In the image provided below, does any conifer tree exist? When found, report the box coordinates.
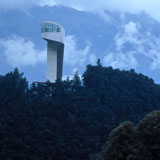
[97,58,102,67]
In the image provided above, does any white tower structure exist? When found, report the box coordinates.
[41,21,65,82]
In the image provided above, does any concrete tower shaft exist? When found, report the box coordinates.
[41,21,65,82]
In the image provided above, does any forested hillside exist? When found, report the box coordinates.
[96,110,160,160]
[0,61,160,160]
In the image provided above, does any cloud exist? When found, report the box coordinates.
[64,35,96,66]
[123,21,139,35]
[41,0,160,22]
[1,0,160,22]
[0,35,96,68]
[103,52,137,69]
[138,33,160,70]
[104,21,160,70]
[0,0,39,11]
[115,21,140,50]
[0,35,46,67]
[88,54,97,65]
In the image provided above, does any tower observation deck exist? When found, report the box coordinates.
[41,21,65,82]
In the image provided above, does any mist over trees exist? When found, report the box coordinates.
[0,61,160,160]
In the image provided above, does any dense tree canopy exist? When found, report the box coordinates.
[99,110,160,160]
[0,62,160,160]
[103,121,135,160]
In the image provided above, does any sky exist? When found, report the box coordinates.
[1,0,160,21]
[0,0,160,83]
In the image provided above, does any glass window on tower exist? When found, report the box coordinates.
[41,23,61,33]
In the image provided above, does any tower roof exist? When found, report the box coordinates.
[41,21,65,44]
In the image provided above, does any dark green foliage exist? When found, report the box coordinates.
[98,111,160,160]
[136,111,160,160]
[0,68,28,107]
[103,122,135,160]
[0,63,160,160]
[83,65,160,123]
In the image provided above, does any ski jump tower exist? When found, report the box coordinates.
[41,21,65,82]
